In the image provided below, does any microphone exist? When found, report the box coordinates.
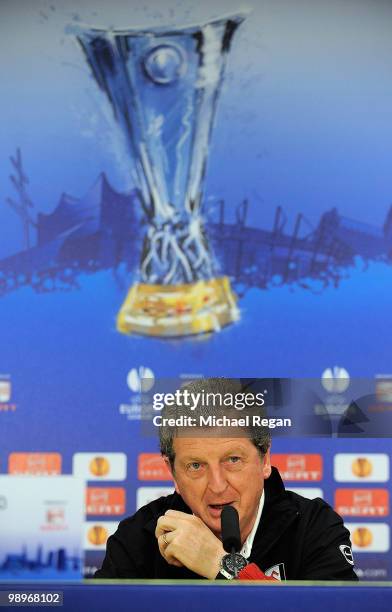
[221,505,241,578]
[221,505,241,552]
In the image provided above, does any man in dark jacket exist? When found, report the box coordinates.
[95,379,358,581]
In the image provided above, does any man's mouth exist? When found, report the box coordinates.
[209,502,233,509]
[207,502,235,517]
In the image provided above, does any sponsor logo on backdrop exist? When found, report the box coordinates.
[352,527,373,548]
[0,375,16,412]
[87,525,108,546]
[41,501,68,532]
[119,371,202,422]
[319,366,351,418]
[136,487,175,510]
[287,488,323,500]
[375,375,392,403]
[127,367,155,392]
[138,453,172,481]
[335,489,389,517]
[370,375,392,414]
[346,523,390,552]
[355,563,389,580]
[271,454,322,481]
[352,457,373,478]
[334,454,389,482]
[119,366,155,421]
[46,508,65,526]
[86,488,126,515]
[321,367,350,393]
[8,453,62,475]
[83,522,118,550]
[0,378,11,402]
[89,457,110,477]
[73,453,126,481]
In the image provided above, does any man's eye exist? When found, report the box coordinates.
[228,456,241,464]
[188,462,202,471]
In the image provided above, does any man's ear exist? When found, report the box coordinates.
[263,447,272,479]
[163,456,180,494]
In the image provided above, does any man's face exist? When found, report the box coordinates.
[167,437,271,543]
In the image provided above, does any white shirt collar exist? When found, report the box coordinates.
[240,489,265,559]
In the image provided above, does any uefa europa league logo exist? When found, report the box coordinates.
[75,13,246,337]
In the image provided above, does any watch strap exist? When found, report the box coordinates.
[216,568,235,580]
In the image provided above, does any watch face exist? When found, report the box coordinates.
[222,553,248,575]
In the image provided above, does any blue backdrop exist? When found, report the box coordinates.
[1,0,391,581]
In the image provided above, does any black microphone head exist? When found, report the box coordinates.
[221,505,241,552]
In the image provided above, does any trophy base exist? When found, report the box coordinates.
[116,276,239,337]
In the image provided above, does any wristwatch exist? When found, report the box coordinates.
[218,552,248,580]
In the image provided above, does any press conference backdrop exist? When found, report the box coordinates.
[1,0,392,582]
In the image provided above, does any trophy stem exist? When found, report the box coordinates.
[140,215,213,284]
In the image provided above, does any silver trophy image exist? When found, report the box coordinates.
[76,13,246,336]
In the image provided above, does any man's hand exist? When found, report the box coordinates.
[155,510,225,579]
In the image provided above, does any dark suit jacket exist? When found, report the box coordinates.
[95,467,358,580]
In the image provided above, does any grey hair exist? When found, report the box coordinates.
[159,377,271,470]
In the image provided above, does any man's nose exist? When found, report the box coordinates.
[207,465,229,495]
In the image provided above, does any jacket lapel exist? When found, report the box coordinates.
[249,503,299,563]
[249,467,299,564]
